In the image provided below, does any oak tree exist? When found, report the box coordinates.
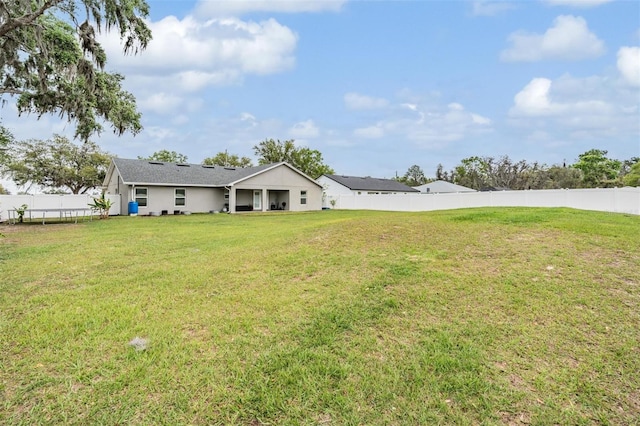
[139,150,188,163]
[572,149,621,188]
[3,135,112,193]
[402,165,428,186]
[202,152,253,167]
[0,0,152,140]
[623,161,640,187]
[253,138,334,178]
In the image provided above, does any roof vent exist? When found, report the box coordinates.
[224,167,236,171]
[177,163,190,167]
[202,165,215,168]
[148,161,164,165]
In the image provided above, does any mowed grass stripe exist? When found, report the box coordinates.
[0,208,638,425]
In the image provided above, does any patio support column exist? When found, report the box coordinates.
[261,188,267,212]
[229,186,236,213]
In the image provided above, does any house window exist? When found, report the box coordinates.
[175,188,186,206]
[224,189,229,201]
[300,190,307,205]
[135,187,148,207]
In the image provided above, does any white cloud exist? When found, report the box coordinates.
[401,103,426,123]
[145,127,177,141]
[139,93,184,115]
[509,73,639,143]
[0,105,74,141]
[195,0,346,17]
[102,16,297,88]
[617,46,640,87]
[240,112,258,126]
[350,101,492,147]
[501,15,605,62]
[510,77,613,117]
[405,103,492,145]
[171,115,190,126]
[510,78,558,116]
[344,93,389,110]
[472,1,516,16]
[289,120,320,138]
[544,0,613,8]
[526,130,552,142]
[134,91,204,118]
[353,125,385,139]
[471,113,492,125]
[176,70,243,92]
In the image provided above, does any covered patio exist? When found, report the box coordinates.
[229,189,291,212]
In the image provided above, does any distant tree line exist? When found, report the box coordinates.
[0,131,333,194]
[396,150,639,190]
[139,139,334,178]
[2,125,637,195]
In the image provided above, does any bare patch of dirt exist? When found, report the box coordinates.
[1,222,78,234]
[627,391,640,414]
[495,361,508,371]
[509,374,534,393]
[499,411,532,425]
[315,413,332,424]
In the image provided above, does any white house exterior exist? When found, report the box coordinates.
[319,174,419,208]
[413,180,476,194]
[103,158,323,215]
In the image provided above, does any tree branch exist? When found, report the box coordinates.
[0,88,25,96]
[0,0,62,38]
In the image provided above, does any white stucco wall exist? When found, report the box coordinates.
[102,169,127,215]
[317,176,353,208]
[119,186,225,215]
[235,165,322,212]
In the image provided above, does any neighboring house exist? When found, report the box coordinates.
[103,158,323,215]
[318,174,419,207]
[413,180,476,194]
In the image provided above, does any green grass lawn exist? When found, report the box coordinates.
[1,208,638,425]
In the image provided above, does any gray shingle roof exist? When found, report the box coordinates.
[323,174,419,192]
[112,158,277,186]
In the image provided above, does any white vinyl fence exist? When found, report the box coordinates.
[1,189,638,222]
[0,194,120,222]
[328,187,640,215]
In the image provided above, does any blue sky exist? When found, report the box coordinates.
[2,0,639,186]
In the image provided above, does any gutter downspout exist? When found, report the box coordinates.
[130,184,135,216]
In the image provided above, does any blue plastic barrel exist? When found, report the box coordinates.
[128,201,139,216]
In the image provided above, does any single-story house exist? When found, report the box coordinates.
[103,158,323,215]
[318,174,419,207]
[413,180,476,194]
